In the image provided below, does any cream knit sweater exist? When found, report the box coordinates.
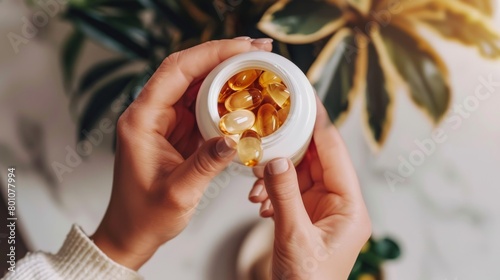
[2,225,142,280]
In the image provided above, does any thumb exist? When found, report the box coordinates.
[168,137,236,197]
[263,158,311,231]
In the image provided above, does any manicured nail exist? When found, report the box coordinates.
[249,183,264,199]
[267,158,289,175]
[260,199,271,214]
[216,137,237,158]
[251,38,273,44]
[234,36,251,40]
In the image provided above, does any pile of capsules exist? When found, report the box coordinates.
[217,69,291,166]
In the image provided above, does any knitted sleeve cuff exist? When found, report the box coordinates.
[53,224,143,280]
[3,225,143,280]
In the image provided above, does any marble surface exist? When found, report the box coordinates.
[1,1,500,279]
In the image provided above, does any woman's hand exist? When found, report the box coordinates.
[92,38,273,270]
[249,99,371,280]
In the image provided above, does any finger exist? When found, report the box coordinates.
[259,199,274,218]
[167,137,237,199]
[257,149,314,192]
[137,39,272,111]
[182,78,205,108]
[168,104,195,146]
[313,97,361,198]
[295,148,314,193]
[253,166,265,178]
[263,158,311,231]
[249,179,268,203]
[127,39,273,137]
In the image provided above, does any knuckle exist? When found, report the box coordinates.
[162,51,181,67]
[264,176,298,201]
[116,114,131,140]
[201,40,217,50]
[192,150,219,178]
[162,187,198,212]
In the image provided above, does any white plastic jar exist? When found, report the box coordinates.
[195,51,316,168]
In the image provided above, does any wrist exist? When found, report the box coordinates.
[92,222,156,270]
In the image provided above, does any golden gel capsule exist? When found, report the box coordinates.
[237,130,263,166]
[225,88,263,111]
[218,82,234,103]
[264,83,290,108]
[219,110,255,134]
[259,71,282,87]
[228,70,259,91]
[256,104,280,137]
[277,104,290,125]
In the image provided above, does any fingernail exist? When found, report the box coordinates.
[267,158,289,175]
[234,36,251,40]
[260,199,271,214]
[251,38,273,44]
[249,183,264,198]
[216,137,237,158]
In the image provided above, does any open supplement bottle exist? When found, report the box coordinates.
[196,51,316,168]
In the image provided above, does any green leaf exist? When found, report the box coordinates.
[77,58,131,95]
[418,1,500,59]
[127,66,155,100]
[62,30,85,92]
[138,0,197,37]
[381,23,450,123]
[103,14,144,30]
[66,7,150,59]
[357,250,382,269]
[78,74,136,141]
[307,29,358,123]
[365,41,391,146]
[372,237,401,259]
[93,0,146,11]
[258,0,345,44]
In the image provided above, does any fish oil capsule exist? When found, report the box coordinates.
[219,110,255,134]
[264,83,290,108]
[228,70,259,91]
[225,88,263,111]
[259,71,282,87]
[277,103,290,125]
[256,104,280,137]
[218,82,234,103]
[237,130,263,166]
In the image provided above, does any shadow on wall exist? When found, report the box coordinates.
[207,220,258,280]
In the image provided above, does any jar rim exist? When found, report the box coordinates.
[206,59,299,149]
